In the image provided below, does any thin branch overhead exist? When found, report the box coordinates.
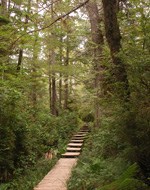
[11,0,89,48]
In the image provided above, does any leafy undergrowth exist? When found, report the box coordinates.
[0,110,79,189]
[68,123,150,190]
[0,158,57,190]
[99,164,149,190]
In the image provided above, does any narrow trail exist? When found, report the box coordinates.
[34,128,89,190]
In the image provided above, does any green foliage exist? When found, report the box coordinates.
[68,103,150,189]
[0,16,10,24]
[68,120,130,190]
[118,178,149,190]
[68,124,149,190]
[11,0,22,5]
[82,113,94,123]
[100,178,149,190]
[99,164,149,190]
[0,0,149,189]
[117,0,150,178]
[0,76,79,182]
[0,158,57,190]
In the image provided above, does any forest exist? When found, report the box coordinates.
[0,0,150,189]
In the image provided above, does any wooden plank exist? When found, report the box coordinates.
[66,147,81,152]
[68,143,83,147]
[61,152,80,158]
[34,158,77,190]
[74,134,86,137]
[70,140,84,143]
[72,137,85,140]
[73,136,86,139]
[80,130,89,132]
[77,132,88,134]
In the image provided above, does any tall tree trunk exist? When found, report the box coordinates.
[48,57,52,112]
[51,52,57,116]
[1,0,7,16]
[59,73,62,109]
[59,35,63,109]
[102,0,130,99]
[32,37,38,110]
[51,76,57,115]
[86,0,104,127]
[0,0,8,80]
[16,0,31,71]
[17,49,23,71]
[31,0,39,115]
[64,33,69,109]
[50,0,57,116]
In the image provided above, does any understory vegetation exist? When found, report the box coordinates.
[68,109,150,190]
[0,158,57,190]
[0,86,79,188]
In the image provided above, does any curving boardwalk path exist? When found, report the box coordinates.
[34,128,89,190]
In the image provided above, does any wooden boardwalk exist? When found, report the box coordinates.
[34,158,77,190]
[34,128,89,190]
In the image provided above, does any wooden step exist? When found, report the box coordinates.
[68,143,83,147]
[76,134,88,137]
[66,147,81,152]
[73,136,87,139]
[70,140,84,143]
[61,152,80,158]
[74,134,86,137]
[72,137,85,140]
[77,132,88,134]
[79,131,89,134]
[80,129,89,132]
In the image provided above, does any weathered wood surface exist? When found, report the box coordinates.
[34,128,89,190]
[34,158,77,190]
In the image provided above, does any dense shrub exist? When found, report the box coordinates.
[0,158,57,190]
[68,116,149,190]
[0,80,79,184]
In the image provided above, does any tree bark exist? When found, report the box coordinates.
[51,52,57,116]
[50,0,58,116]
[1,0,7,16]
[31,0,38,114]
[86,0,104,127]
[59,73,62,109]
[102,0,130,99]
[31,37,38,110]
[0,0,8,81]
[59,35,63,109]
[16,0,31,71]
[48,56,52,112]
[17,49,23,71]
[64,33,69,110]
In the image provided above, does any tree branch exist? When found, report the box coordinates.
[11,0,89,48]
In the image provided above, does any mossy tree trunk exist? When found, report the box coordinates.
[102,0,130,100]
